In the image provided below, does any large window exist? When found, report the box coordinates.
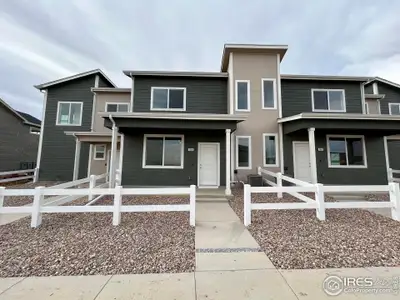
[262,79,276,109]
[236,136,251,169]
[263,134,278,166]
[106,103,129,112]
[235,80,250,111]
[56,102,83,126]
[151,87,186,111]
[327,136,367,168]
[389,103,400,115]
[312,89,346,112]
[143,135,184,168]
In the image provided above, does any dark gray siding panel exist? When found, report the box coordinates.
[40,76,95,181]
[387,140,400,170]
[283,131,387,185]
[133,76,227,114]
[98,75,114,88]
[122,129,226,186]
[281,80,363,117]
[376,82,400,114]
[364,83,374,95]
[0,106,39,171]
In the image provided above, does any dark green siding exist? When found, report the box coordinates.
[121,129,226,186]
[39,76,95,181]
[98,75,114,88]
[376,82,400,114]
[133,76,227,114]
[387,140,400,170]
[281,79,363,117]
[283,131,387,185]
[364,83,374,94]
[0,105,39,171]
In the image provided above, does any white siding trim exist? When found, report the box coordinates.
[277,53,282,118]
[311,89,346,113]
[235,135,252,169]
[261,78,277,110]
[87,144,93,176]
[278,124,284,173]
[228,52,234,114]
[326,135,368,169]
[130,76,135,112]
[91,75,99,131]
[372,82,379,94]
[36,90,47,175]
[142,134,184,169]
[262,133,279,167]
[150,87,187,111]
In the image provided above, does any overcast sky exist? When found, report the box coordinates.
[1,0,399,119]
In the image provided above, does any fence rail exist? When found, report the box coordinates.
[244,167,400,226]
[0,168,38,184]
[0,184,196,228]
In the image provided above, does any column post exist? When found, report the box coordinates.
[308,127,317,184]
[109,124,118,187]
[73,138,81,181]
[225,129,232,196]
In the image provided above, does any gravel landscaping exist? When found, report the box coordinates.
[229,188,400,269]
[0,195,194,277]
[3,181,62,207]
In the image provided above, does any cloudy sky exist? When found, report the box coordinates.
[1,0,399,119]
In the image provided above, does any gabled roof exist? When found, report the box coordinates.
[281,74,371,81]
[34,69,116,90]
[373,77,400,90]
[123,70,228,78]
[0,98,41,127]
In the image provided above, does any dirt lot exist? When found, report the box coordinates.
[0,195,194,277]
[229,188,400,269]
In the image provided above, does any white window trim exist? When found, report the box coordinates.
[30,127,40,135]
[56,101,83,126]
[262,133,279,167]
[261,78,277,109]
[235,135,252,169]
[389,103,400,115]
[326,135,367,169]
[311,89,346,113]
[93,144,106,160]
[150,87,186,111]
[235,80,251,112]
[142,134,184,169]
[105,102,130,113]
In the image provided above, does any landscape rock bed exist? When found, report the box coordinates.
[229,188,400,269]
[0,195,194,277]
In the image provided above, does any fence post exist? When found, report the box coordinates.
[388,168,394,183]
[0,186,4,210]
[315,183,325,221]
[31,186,44,228]
[389,182,400,221]
[257,166,261,175]
[244,184,251,226]
[189,185,196,226]
[33,167,39,183]
[276,172,283,198]
[88,175,96,202]
[113,185,122,226]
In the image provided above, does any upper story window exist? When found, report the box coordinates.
[106,103,129,112]
[56,102,83,126]
[151,87,186,111]
[389,103,400,115]
[235,80,250,111]
[262,79,276,109]
[312,89,346,112]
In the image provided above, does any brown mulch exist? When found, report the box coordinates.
[0,195,194,277]
[3,181,63,207]
[229,188,400,269]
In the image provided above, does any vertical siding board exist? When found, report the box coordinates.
[40,76,95,181]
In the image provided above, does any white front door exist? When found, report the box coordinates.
[198,143,219,187]
[293,142,312,182]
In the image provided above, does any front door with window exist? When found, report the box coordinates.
[198,143,219,187]
[293,142,312,182]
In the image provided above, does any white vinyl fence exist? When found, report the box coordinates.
[388,168,400,183]
[0,184,196,228]
[243,167,400,226]
[0,168,38,184]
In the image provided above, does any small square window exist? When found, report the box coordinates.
[94,145,106,160]
[106,103,129,112]
[389,103,400,115]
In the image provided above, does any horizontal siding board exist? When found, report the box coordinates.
[387,140,400,170]
[40,76,95,181]
[281,79,363,117]
[0,105,39,171]
[376,82,400,114]
[133,76,227,114]
[121,129,226,186]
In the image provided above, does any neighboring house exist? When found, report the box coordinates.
[0,98,41,171]
[34,44,400,193]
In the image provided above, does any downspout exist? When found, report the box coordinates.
[109,114,117,186]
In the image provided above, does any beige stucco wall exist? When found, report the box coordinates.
[92,92,130,132]
[231,52,281,181]
[365,98,380,114]
[89,142,121,175]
